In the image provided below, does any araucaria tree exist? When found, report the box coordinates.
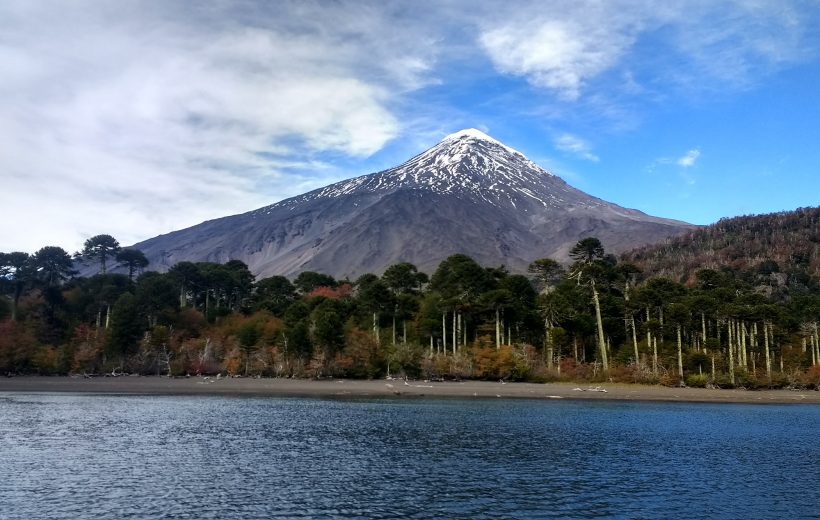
[0,252,33,321]
[116,248,149,282]
[568,238,610,371]
[82,234,121,274]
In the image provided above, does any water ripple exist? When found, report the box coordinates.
[1,394,818,519]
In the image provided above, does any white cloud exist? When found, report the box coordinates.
[554,134,599,162]
[677,149,701,168]
[0,0,814,254]
[480,13,638,101]
[0,1,440,253]
[477,0,808,100]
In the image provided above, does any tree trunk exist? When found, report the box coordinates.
[403,320,407,344]
[814,324,820,366]
[740,322,748,369]
[495,307,501,350]
[442,312,447,353]
[546,318,553,369]
[631,315,639,366]
[591,280,608,371]
[677,324,684,382]
[653,336,658,374]
[457,312,462,348]
[764,321,771,380]
[392,314,396,346]
[452,309,457,355]
[179,285,186,308]
[728,321,735,385]
[701,312,707,352]
[105,304,111,329]
[646,307,652,368]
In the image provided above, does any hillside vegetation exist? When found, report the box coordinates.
[2,217,820,389]
[623,206,820,292]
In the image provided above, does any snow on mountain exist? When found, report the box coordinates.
[256,128,565,212]
[132,130,694,278]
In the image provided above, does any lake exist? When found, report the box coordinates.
[1,394,818,519]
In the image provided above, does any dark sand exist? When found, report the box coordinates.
[0,376,818,404]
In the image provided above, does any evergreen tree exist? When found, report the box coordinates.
[116,248,149,282]
[569,238,610,370]
[0,252,34,322]
[81,234,121,274]
[106,292,143,366]
[32,246,75,287]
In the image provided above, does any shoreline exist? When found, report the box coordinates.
[1,376,819,404]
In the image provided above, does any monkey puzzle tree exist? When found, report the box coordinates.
[569,237,609,371]
[0,252,34,322]
[168,261,202,308]
[382,263,428,345]
[32,246,75,287]
[253,276,296,316]
[382,262,428,295]
[355,273,392,345]
[429,254,490,352]
[528,258,563,293]
[116,248,149,282]
[82,234,121,274]
[294,271,337,294]
[106,292,143,368]
[135,272,179,328]
[237,322,261,376]
[479,288,512,349]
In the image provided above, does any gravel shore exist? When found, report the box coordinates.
[1,376,818,404]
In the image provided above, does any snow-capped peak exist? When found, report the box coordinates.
[259,128,579,214]
[443,128,495,142]
[441,128,521,156]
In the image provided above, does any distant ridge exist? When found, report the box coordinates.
[133,129,693,278]
[622,206,820,285]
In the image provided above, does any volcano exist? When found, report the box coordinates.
[133,129,693,278]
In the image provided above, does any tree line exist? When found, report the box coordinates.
[1,233,819,388]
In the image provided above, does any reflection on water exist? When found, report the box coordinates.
[1,394,818,519]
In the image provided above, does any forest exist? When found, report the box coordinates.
[1,208,819,389]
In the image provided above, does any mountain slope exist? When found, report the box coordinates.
[134,129,693,278]
[622,206,820,286]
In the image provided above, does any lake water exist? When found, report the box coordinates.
[1,394,818,519]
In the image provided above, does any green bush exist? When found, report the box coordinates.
[735,370,765,390]
[712,373,736,389]
[685,374,708,388]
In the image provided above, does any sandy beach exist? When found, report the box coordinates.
[0,376,818,404]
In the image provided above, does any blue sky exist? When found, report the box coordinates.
[1,0,819,253]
